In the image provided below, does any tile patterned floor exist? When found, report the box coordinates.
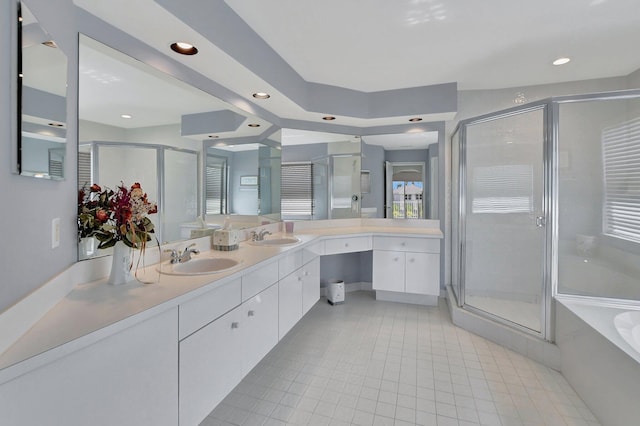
[202,291,600,426]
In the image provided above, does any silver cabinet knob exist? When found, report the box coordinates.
[231,322,239,329]
[248,310,255,317]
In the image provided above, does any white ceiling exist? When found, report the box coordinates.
[71,0,640,144]
[226,0,640,92]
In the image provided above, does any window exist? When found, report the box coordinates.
[281,162,313,219]
[205,156,227,215]
[602,116,640,243]
[471,164,534,214]
[78,151,92,189]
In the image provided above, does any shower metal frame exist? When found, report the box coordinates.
[452,88,640,342]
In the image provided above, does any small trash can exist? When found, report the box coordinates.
[327,280,345,305]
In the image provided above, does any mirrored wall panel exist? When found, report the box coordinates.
[19,1,68,179]
[78,35,279,259]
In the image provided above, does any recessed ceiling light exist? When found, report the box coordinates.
[42,40,58,49]
[170,42,198,55]
[322,116,336,121]
[252,92,270,99]
[121,114,132,119]
[48,122,64,127]
[553,57,571,66]
[208,135,219,138]
[248,123,261,127]
[409,117,423,122]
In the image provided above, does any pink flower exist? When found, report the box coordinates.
[96,209,108,222]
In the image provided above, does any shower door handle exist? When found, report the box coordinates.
[535,216,546,227]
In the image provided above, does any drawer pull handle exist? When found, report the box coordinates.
[409,258,415,263]
[248,310,255,317]
[345,243,349,247]
[298,277,303,282]
[231,322,239,329]
[401,242,406,246]
[394,257,400,262]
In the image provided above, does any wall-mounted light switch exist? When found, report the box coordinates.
[52,218,60,249]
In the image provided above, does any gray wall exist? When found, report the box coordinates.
[230,150,259,215]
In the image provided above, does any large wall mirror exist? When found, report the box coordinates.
[17,1,68,179]
[78,35,280,260]
[280,129,439,221]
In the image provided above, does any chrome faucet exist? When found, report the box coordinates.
[164,243,199,263]
[179,243,200,262]
[251,229,272,241]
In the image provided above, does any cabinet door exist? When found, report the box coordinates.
[302,257,320,315]
[242,283,279,376]
[279,271,303,339]
[372,251,405,292]
[0,308,179,426]
[180,307,243,426]
[405,252,440,296]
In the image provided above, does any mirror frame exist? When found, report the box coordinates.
[10,0,20,174]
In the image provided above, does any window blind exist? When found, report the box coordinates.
[471,164,534,214]
[281,162,313,218]
[205,157,227,215]
[602,116,640,243]
[78,151,92,189]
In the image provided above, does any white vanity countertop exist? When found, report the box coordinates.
[0,222,442,382]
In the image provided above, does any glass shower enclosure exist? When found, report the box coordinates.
[452,89,640,341]
[452,103,552,338]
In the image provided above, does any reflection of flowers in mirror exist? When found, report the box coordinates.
[78,182,157,251]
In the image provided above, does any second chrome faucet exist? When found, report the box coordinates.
[165,243,200,263]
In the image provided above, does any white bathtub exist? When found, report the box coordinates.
[614,310,640,354]
[556,296,640,425]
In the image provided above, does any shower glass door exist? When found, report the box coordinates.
[461,106,547,334]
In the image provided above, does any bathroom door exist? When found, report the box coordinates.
[460,105,548,335]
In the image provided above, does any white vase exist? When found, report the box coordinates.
[107,241,133,285]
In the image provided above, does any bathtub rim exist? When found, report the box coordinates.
[556,294,640,364]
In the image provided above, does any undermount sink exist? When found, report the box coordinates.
[248,236,301,247]
[158,257,241,276]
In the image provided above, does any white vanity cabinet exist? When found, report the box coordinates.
[0,308,179,426]
[241,283,279,375]
[279,252,320,339]
[278,269,303,339]
[180,304,244,426]
[372,236,440,304]
[302,257,321,315]
[179,272,278,425]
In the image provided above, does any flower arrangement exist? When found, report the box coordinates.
[78,182,158,250]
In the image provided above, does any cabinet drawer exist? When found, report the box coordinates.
[324,236,372,255]
[373,236,440,253]
[279,250,304,279]
[179,278,241,339]
[242,260,279,302]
